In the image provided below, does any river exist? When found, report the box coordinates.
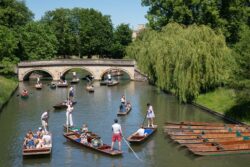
[0,79,250,167]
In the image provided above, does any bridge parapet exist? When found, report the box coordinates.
[18,59,136,67]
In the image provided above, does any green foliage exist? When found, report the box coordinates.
[19,22,58,60]
[233,25,250,80]
[111,24,133,58]
[127,23,234,102]
[41,8,114,58]
[0,0,33,28]
[0,57,19,75]
[0,75,17,107]
[0,25,18,61]
[142,0,250,44]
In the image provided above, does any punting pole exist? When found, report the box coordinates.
[122,136,143,162]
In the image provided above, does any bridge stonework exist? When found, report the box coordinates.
[18,59,136,81]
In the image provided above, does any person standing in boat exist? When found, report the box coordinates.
[120,95,126,112]
[69,86,74,101]
[107,72,112,82]
[66,103,74,127]
[41,111,49,132]
[37,77,40,84]
[146,103,155,127]
[111,119,122,151]
[72,71,76,79]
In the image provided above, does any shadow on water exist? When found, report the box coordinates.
[22,155,51,166]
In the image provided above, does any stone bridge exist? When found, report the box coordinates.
[18,59,137,81]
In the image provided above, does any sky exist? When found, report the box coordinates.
[24,0,148,29]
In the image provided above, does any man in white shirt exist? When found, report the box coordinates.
[41,111,49,132]
[136,125,146,136]
[111,119,122,151]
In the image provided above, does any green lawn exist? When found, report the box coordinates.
[0,76,18,108]
[195,88,237,114]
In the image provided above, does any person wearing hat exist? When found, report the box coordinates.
[41,111,49,132]
[111,119,122,151]
[146,103,155,127]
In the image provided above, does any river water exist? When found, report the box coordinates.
[0,79,250,167]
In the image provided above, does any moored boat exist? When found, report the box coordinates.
[117,103,132,116]
[107,80,119,86]
[86,85,94,93]
[57,82,69,88]
[70,78,80,84]
[53,101,77,109]
[100,80,109,86]
[127,125,157,143]
[35,83,42,89]
[64,132,122,156]
[165,121,243,127]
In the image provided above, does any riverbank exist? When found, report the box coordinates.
[195,87,250,124]
[0,76,18,111]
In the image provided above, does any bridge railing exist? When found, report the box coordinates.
[18,59,136,67]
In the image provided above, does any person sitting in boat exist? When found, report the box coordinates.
[126,101,132,111]
[81,124,88,133]
[22,89,28,96]
[120,95,126,112]
[69,86,74,101]
[42,132,52,147]
[91,137,103,148]
[34,127,43,139]
[80,132,89,144]
[136,125,147,137]
[25,131,36,149]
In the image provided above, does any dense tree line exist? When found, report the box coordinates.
[141,0,250,44]
[127,23,233,102]
[0,0,132,74]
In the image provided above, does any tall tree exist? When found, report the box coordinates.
[141,0,250,44]
[0,0,33,28]
[19,22,58,60]
[111,24,132,58]
[127,23,234,102]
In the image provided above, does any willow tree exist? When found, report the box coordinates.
[127,23,234,102]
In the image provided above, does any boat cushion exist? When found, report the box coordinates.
[144,129,153,135]
[75,138,81,143]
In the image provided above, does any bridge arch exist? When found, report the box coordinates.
[60,67,94,79]
[22,68,54,81]
[100,67,133,80]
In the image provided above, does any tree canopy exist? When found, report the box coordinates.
[127,23,234,102]
[141,0,250,44]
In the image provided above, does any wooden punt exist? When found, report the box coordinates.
[86,85,94,93]
[100,80,109,86]
[57,82,69,87]
[167,130,250,136]
[23,133,52,156]
[165,121,242,127]
[170,132,250,140]
[127,126,157,143]
[189,143,250,156]
[117,105,132,116]
[21,92,29,98]
[35,83,42,89]
[165,128,250,135]
[184,140,250,148]
[175,136,250,145]
[64,132,122,156]
[165,124,247,129]
[70,78,80,84]
[107,80,119,86]
[50,83,57,89]
[53,101,77,109]
[164,125,248,131]
[23,147,52,156]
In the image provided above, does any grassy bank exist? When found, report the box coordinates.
[195,87,250,124]
[0,76,18,109]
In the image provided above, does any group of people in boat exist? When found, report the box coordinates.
[23,128,52,149]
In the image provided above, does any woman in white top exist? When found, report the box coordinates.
[146,103,155,127]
